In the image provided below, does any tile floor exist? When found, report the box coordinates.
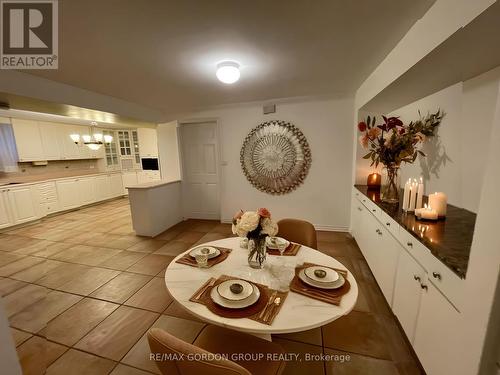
[0,198,423,374]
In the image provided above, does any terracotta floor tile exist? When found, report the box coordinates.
[210,223,233,234]
[322,310,392,360]
[12,239,55,255]
[162,300,203,322]
[91,272,152,303]
[122,315,205,373]
[173,230,205,244]
[10,327,32,347]
[50,244,122,266]
[190,221,219,232]
[0,235,38,251]
[3,283,48,317]
[98,251,148,270]
[324,349,399,375]
[353,281,371,313]
[58,267,120,295]
[61,231,98,245]
[154,227,183,241]
[33,228,74,242]
[126,239,168,253]
[17,336,67,375]
[126,254,174,276]
[0,277,29,296]
[75,305,158,361]
[110,363,155,375]
[125,277,173,312]
[272,337,326,375]
[47,348,116,375]
[192,232,228,246]
[10,290,82,333]
[0,252,25,267]
[317,231,352,243]
[10,259,65,283]
[43,297,119,346]
[273,327,322,346]
[35,263,92,289]
[85,233,144,250]
[0,256,45,276]
[153,240,191,256]
[31,241,74,258]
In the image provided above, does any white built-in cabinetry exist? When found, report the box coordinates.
[137,128,158,157]
[121,170,161,195]
[11,119,105,162]
[351,188,463,375]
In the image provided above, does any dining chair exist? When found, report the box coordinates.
[148,325,286,375]
[277,218,317,249]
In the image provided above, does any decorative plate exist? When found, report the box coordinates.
[240,120,312,195]
[299,270,345,290]
[210,283,261,309]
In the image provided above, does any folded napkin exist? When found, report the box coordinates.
[175,247,232,268]
[267,242,301,256]
[190,274,288,325]
[290,262,350,305]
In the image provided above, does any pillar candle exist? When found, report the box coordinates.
[416,177,424,209]
[428,192,447,217]
[420,207,438,220]
[408,182,418,211]
[367,172,381,188]
[402,178,411,211]
[414,203,427,218]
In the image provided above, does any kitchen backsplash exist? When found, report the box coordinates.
[0,159,101,180]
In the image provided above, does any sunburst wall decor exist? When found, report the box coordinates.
[240,120,312,195]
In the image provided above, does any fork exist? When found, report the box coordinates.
[264,297,281,322]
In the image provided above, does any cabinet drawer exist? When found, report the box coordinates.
[379,210,399,238]
[353,189,363,202]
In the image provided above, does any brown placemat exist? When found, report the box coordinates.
[190,275,288,325]
[290,262,350,305]
[175,247,232,268]
[267,242,301,256]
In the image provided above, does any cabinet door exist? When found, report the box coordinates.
[0,190,13,229]
[121,172,138,195]
[109,174,123,197]
[56,179,81,209]
[413,283,461,375]
[7,186,39,224]
[94,175,111,201]
[11,119,44,161]
[59,125,82,159]
[138,128,158,157]
[392,249,426,343]
[77,178,96,205]
[38,121,61,160]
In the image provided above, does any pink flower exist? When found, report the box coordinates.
[359,134,369,149]
[415,132,426,143]
[367,127,381,140]
[232,210,243,225]
[357,122,367,132]
[257,207,271,218]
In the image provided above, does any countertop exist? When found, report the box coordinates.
[355,185,476,279]
[126,179,181,189]
[0,170,122,187]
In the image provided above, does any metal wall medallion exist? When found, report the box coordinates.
[240,120,312,195]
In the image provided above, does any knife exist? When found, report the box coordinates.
[259,291,277,319]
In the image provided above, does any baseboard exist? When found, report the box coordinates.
[221,218,348,232]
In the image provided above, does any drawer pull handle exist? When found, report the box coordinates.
[407,242,413,247]
[372,209,376,212]
[420,284,428,291]
[432,272,441,280]
[357,207,363,211]
[413,275,421,282]
[386,222,390,226]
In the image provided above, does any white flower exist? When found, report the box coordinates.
[235,211,260,237]
[261,217,278,237]
[231,223,238,235]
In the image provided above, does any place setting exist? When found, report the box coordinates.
[189,274,288,325]
[290,262,351,305]
[175,245,232,268]
[266,236,302,256]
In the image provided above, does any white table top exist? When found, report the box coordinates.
[164,237,358,335]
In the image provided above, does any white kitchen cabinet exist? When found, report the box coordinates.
[94,175,111,201]
[413,282,461,375]
[38,121,62,160]
[391,243,427,343]
[11,119,44,161]
[56,179,81,210]
[36,182,59,215]
[109,173,124,197]
[137,170,161,184]
[59,125,82,160]
[137,128,158,157]
[7,186,40,224]
[121,171,138,195]
[77,177,96,205]
[0,189,13,229]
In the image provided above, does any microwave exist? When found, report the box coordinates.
[141,158,159,171]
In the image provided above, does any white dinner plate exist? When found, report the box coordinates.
[266,237,290,250]
[304,265,339,283]
[216,279,254,301]
[299,269,345,290]
[210,283,260,309]
[189,246,220,259]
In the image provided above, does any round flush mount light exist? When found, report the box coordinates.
[216,61,240,84]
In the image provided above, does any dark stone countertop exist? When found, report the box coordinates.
[354,185,476,279]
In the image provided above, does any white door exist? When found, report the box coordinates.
[0,190,13,229]
[11,119,44,161]
[7,186,39,224]
[392,249,426,343]
[38,121,61,160]
[56,179,81,209]
[180,122,220,220]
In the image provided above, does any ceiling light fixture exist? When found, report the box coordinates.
[69,121,113,150]
[216,61,240,84]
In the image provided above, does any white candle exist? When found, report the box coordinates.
[408,182,418,211]
[428,192,447,217]
[416,177,424,209]
[402,178,411,211]
[415,203,427,218]
[420,206,438,220]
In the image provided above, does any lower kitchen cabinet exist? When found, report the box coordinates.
[7,186,39,224]
[78,177,96,205]
[109,173,124,197]
[0,189,12,229]
[56,179,82,210]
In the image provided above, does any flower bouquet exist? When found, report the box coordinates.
[232,208,278,268]
[357,110,443,203]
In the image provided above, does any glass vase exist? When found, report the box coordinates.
[381,165,401,203]
[247,237,267,269]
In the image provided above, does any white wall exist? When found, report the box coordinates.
[157,121,181,182]
[354,67,500,213]
[179,98,354,230]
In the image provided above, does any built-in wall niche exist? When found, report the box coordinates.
[355,67,500,213]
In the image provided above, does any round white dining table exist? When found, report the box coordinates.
[164,237,358,340]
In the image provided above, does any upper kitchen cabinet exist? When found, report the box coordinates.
[11,119,45,162]
[38,121,62,160]
[137,128,158,157]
